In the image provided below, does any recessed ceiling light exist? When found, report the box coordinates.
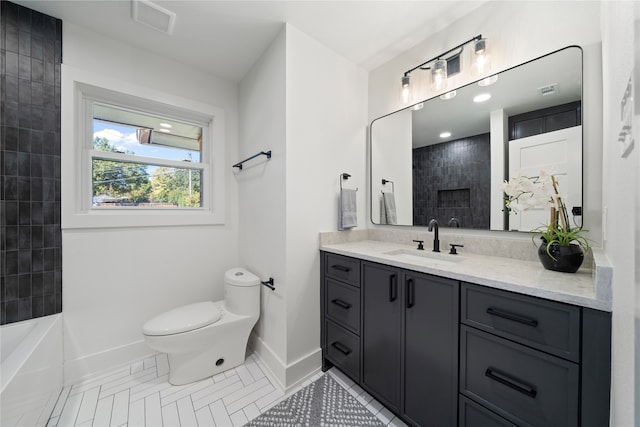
[440,132,452,138]
[473,93,492,103]
[158,129,171,133]
[160,123,172,128]
[478,75,498,87]
[440,90,457,100]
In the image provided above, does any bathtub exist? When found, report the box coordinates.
[1,314,63,427]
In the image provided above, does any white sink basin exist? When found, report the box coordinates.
[383,249,465,265]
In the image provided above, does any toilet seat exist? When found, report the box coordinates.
[143,301,221,336]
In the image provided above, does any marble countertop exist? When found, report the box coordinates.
[320,239,612,312]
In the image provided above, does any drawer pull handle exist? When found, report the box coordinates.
[331,341,352,356]
[389,274,398,302]
[485,368,537,399]
[406,278,415,308]
[486,307,539,327]
[331,299,352,310]
[331,265,351,273]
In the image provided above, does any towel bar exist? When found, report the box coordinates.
[233,150,271,170]
[340,173,358,191]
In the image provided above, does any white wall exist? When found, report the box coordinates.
[61,22,240,382]
[238,28,288,382]
[239,24,367,388]
[368,1,603,245]
[600,2,639,425]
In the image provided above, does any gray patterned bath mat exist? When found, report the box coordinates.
[246,374,385,426]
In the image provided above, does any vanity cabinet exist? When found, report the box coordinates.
[320,251,611,427]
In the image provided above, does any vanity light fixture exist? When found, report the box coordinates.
[400,34,488,104]
[473,93,492,103]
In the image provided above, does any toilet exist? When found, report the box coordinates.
[142,268,260,385]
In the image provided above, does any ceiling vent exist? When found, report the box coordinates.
[132,0,176,35]
[538,83,558,96]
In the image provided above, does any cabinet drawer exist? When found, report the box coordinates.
[461,283,580,362]
[326,321,360,381]
[326,278,360,334]
[460,326,579,427]
[459,395,517,427]
[324,253,360,287]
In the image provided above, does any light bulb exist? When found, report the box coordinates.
[473,38,491,76]
[431,59,447,91]
[400,75,412,104]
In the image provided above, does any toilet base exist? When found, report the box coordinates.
[164,319,254,385]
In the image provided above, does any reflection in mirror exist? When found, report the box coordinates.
[371,46,583,231]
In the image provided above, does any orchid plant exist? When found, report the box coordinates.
[501,170,590,256]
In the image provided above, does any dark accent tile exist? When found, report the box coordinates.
[19,103,31,128]
[18,249,31,273]
[4,176,18,200]
[31,106,43,130]
[19,77,31,104]
[18,273,31,298]
[4,275,19,301]
[44,225,56,248]
[17,176,30,200]
[33,248,44,272]
[19,30,31,56]
[31,130,43,154]
[31,81,43,107]
[31,12,43,37]
[54,271,62,294]
[43,272,54,295]
[5,226,18,250]
[43,248,54,271]
[4,127,19,151]
[31,225,43,248]
[31,34,43,60]
[30,177,42,201]
[43,132,55,155]
[30,154,42,177]
[43,61,54,86]
[18,54,31,79]
[19,6,32,33]
[5,300,19,323]
[5,26,19,54]
[18,225,30,249]
[54,247,61,270]
[43,294,55,315]
[31,58,43,82]
[18,297,32,321]
[43,202,55,224]
[18,128,31,153]
[18,152,30,176]
[43,39,54,63]
[43,108,55,132]
[5,75,19,103]
[54,179,60,201]
[4,150,18,176]
[32,295,44,317]
[32,273,44,297]
[31,201,43,225]
[18,201,30,225]
[42,178,55,201]
[4,201,18,225]
[4,101,18,127]
[43,15,56,39]
[55,293,61,313]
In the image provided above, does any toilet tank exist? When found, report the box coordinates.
[224,268,260,316]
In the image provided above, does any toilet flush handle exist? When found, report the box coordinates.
[261,278,275,291]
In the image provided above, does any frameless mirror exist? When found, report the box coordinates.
[370,46,583,231]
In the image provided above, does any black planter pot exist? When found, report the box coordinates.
[537,243,584,273]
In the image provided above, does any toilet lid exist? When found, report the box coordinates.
[143,301,221,336]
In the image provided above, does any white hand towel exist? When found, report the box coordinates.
[382,192,397,225]
[339,189,357,230]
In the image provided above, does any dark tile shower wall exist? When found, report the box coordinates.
[413,134,491,229]
[1,1,62,324]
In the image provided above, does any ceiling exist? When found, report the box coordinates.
[14,0,487,83]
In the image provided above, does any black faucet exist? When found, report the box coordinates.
[448,217,460,228]
[427,219,440,252]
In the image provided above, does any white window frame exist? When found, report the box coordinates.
[62,65,226,229]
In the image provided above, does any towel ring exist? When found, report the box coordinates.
[382,179,395,193]
[340,173,358,191]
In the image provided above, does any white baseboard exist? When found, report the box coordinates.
[64,340,154,385]
[248,331,322,391]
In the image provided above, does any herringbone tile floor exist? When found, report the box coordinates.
[46,352,408,427]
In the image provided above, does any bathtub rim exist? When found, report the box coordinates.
[1,313,63,393]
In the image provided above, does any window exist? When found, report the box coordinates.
[91,103,204,208]
[62,66,226,228]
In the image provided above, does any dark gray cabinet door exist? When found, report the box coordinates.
[362,262,402,411]
[403,272,459,427]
